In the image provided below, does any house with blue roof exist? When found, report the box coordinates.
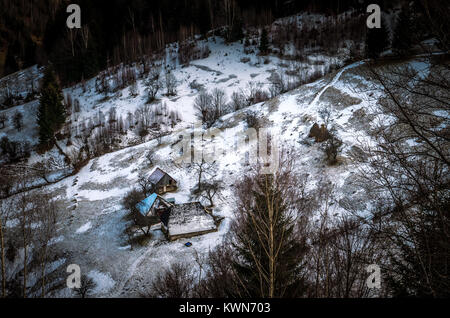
[134,193,173,226]
[133,194,219,241]
[136,193,158,216]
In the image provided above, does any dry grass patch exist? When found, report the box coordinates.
[320,86,362,109]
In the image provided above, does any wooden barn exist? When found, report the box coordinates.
[134,192,219,242]
[148,167,178,194]
[160,202,218,241]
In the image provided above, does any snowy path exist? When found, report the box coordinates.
[274,60,366,140]
[111,242,156,297]
[309,61,365,108]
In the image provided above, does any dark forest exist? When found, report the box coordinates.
[1,0,401,84]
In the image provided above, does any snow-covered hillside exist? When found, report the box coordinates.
[0,33,348,197]
[2,48,433,297]
[0,8,437,297]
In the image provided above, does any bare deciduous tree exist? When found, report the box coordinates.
[146,66,161,102]
[0,113,7,129]
[190,158,217,193]
[33,194,58,297]
[322,131,343,165]
[269,69,286,97]
[17,191,34,298]
[350,48,450,297]
[307,180,380,298]
[230,91,246,111]
[0,199,12,297]
[138,175,154,196]
[194,88,227,128]
[148,262,195,298]
[73,275,96,298]
[211,88,227,120]
[13,111,23,132]
[193,90,213,127]
[164,70,177,96]
[195,180,223,208]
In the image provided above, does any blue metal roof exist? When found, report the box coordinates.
[136,193,158,216]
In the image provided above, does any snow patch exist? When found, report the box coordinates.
[76,222,92,234]
[88,270,116,295]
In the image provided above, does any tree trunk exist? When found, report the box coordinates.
[21,203,28,298]
[0,217,5,297]
[267,181,275,298]
[269,216,275,298]
[22,239,27,298]
[208,195,214,207]
[41,246,48,298]
[197,162,203,191]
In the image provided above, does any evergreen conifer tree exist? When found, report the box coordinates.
[259,28,269,55]
[229,18,244,42]
[231,172,309,297]
[392,6,414,56]
[37,67,65,145]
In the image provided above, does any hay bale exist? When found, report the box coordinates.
[308,123,330,142]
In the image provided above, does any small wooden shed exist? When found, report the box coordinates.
[148,167,178,194]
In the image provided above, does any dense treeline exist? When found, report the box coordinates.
[1,0,401,84]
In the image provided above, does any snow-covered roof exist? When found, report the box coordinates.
[167,202,216,236]
[136,193,158,216]
[148,167,175,185]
